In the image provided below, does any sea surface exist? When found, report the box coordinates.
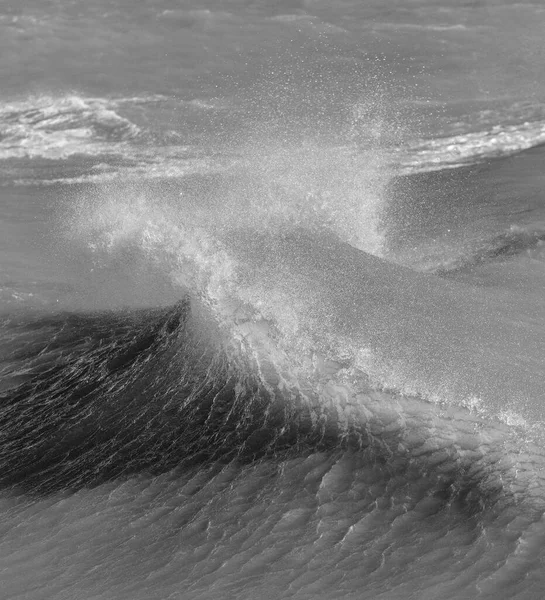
[1,1,545,599]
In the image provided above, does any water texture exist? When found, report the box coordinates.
[1,1,545,599]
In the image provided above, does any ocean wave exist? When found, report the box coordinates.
[1,296,543,508]
[1,153,224,187]
[0,93,241,184]
[398,119,545,173]
[3,203,545,596]
[3,300,544,599]
[0,95,147,160]
[3,94,545,188]
[63,185,544,427]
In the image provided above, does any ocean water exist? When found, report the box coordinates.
[1,1,545,598]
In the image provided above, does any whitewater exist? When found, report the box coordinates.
[1,1,545,599]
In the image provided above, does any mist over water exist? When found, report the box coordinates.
[1,1,545,599]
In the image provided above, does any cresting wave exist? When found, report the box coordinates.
[2,184,545,598]
[2,279,545,511]
[3,1,545,595]
[4,296,545,599]
[62,180,545,418]
[32,182,545,500]
[2,240,545,600]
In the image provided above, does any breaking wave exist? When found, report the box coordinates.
[398,119,545,173]
[0,95,222,185]
[0,95,142,159]
[2,136,545,598]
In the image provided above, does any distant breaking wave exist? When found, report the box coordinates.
[2,95,545,184]
[397,120,545,174]
[0,95,142,159]
[0,95,240,186]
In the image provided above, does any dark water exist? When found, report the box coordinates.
[1,1,545,599]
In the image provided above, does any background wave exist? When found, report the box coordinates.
[3,95,545,187]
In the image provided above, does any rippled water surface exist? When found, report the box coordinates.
[1,1,545,599]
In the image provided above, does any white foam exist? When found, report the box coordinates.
[398,119,545,173]
[0,95,143,160]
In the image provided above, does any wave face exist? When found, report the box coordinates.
[0,299,373,494]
